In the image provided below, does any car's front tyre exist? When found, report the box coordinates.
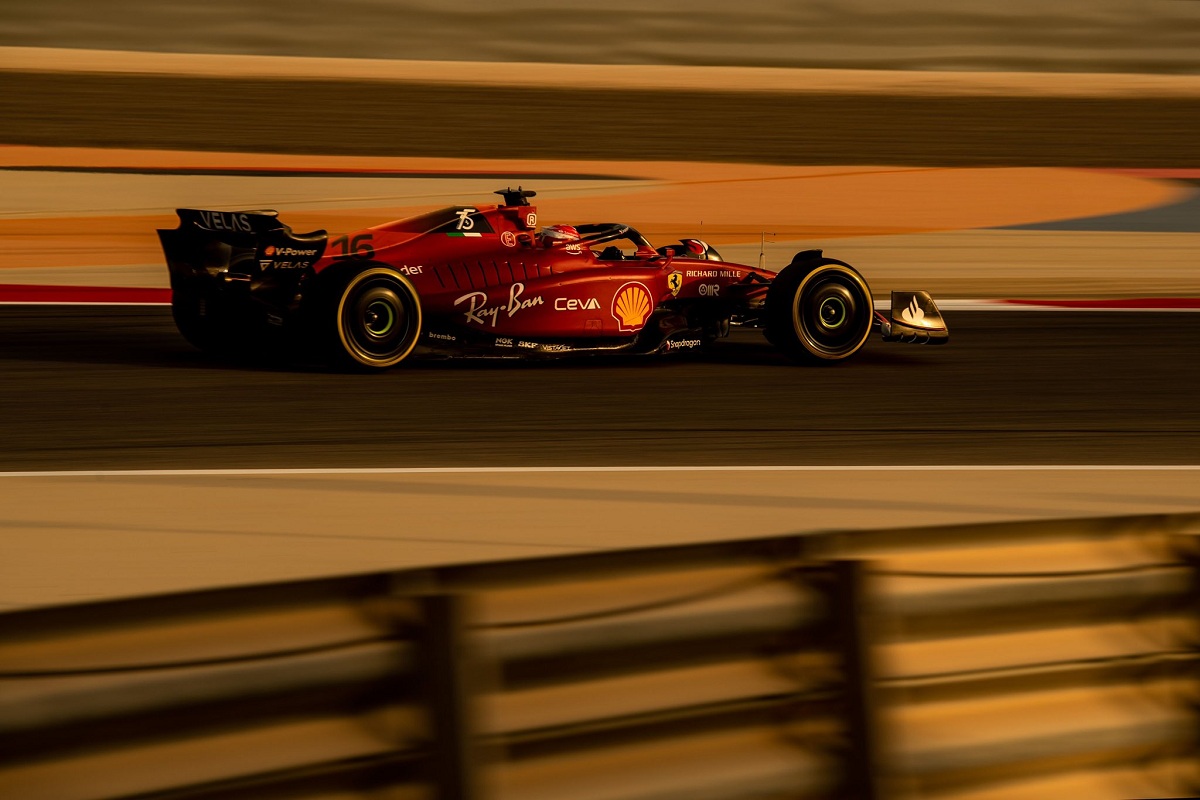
[765,256,873,364]
[332,267,422,370]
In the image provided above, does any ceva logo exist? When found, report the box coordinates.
[612,282,653,332]
[554,297,600,311]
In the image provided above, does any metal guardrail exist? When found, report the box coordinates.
[1,513,1197,800]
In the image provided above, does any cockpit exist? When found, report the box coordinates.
[538,223,724,264]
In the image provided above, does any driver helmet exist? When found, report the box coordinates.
[539,224,581,246]
[681,238,723,261]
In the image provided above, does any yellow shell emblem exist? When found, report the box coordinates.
[612,282,653,332]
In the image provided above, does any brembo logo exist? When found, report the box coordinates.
[611,282,653,332]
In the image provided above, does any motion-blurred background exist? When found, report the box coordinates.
[1,3,1199,800]
[4,0,1200,71]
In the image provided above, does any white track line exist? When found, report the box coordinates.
[892,300,1200,312]
[4,299,1200,311]
[0,300,169,307]
[1,465,1198,478]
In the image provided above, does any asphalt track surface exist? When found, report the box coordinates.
[1,306,1197,470]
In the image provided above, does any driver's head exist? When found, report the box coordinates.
[539,224,581,247]
[681,238,724,262]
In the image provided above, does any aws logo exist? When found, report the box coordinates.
[612,282,653,332]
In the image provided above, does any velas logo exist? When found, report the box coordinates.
[195,211,252,232]
[612,282,653,332]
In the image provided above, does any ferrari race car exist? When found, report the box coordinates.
[158,188,947,370]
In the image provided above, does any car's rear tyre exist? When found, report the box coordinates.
[765,257,873,364]
[333,267,422,370]
[171,285,238,356]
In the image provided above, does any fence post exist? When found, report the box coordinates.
[833,559,884,800]
[420,593,480,800]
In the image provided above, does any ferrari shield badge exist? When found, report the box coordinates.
[667,271,683,297]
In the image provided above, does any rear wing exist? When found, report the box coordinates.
[174,209,285,237]
[158,209,327,281]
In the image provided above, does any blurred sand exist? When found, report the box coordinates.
[2,148,1197,300]
[2,0,1199,73]
[3,467,1199,609]
[6,47,1200,97]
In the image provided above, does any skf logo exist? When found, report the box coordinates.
[667,271,682,297]
[612,282,653,332]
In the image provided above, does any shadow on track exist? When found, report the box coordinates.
[2,306,1197,470]
[0,305,843,373]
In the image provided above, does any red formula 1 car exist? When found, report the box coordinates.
[159,188,947,369]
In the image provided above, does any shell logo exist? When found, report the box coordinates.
[264,245,276,256]
[612,282,653,332]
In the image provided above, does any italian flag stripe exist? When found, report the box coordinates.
[446,232,484,237]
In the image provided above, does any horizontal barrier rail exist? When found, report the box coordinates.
[1,512,1197,799]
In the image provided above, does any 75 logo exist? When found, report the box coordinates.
[455,208,477,230]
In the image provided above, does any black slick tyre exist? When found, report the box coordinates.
[171,284,237,356]
[765,257,873,364]
[332,267,422,370]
